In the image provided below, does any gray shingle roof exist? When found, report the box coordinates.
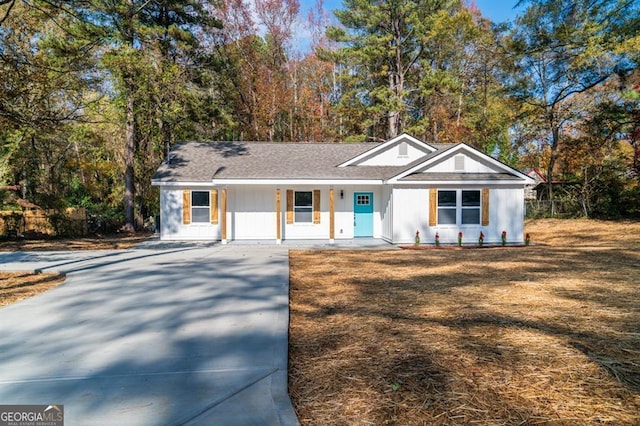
[151,140,522,183]
[152,141,407,182]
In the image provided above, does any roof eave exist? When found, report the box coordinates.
[153,178,385,186]
[390,179,529,186]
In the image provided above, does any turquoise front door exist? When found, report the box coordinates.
[354,192,373,237]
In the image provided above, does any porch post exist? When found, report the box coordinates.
[221,188,227,244]
[329,188,335,244]
[276,188,282,244]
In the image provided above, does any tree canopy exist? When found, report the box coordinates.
[0,0,638,229]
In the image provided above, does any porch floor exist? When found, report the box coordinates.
[228,238,398,250]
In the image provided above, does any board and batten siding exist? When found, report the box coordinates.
[380,185,393,242]
[161,185,388,242]
[357,142,428,166]
[160,184,524,243]
[159,187,220,240]
[391,187,430,244]
[284,186,338,240]
[391,186,526,244]
[262,185,382,240]
[426,153,495,174]
[228,185,277,239]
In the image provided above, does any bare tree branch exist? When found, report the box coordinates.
[0,0,16,25]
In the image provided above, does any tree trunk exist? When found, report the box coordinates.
[546,114,560,216]
[387,14,403,140]
[123,83,136,232]
[121,0,136,233]
[387,69,401,139]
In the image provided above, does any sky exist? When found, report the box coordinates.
[291,0,525,52]
[299,0,523,26]
[474,0,523,23]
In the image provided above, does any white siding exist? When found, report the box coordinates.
[229,186,277,239]
[381,185,393,241]
[391,187,430,244]
[390,185,526,244]
[487,186,526,243]
[427,153,495,173]
[359,143,428,166]
[284,185,384,240]
[159,187,220,241]
[333,186,353,239]
[282,185,327,240]
[160,183,526,244]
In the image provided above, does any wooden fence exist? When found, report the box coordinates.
[0,208,87,237]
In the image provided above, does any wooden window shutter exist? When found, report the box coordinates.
[210,190,218,224]
[329,189,335,239]
[286,190,293,224]
[429,188,437,226]
[481,188,490,226]
[182,190,191,224]
[313,189,321,224]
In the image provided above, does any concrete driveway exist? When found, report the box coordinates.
[0,244,299,425]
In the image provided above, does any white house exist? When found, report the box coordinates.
[151,134,534,244]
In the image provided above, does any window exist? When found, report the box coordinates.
[437,189,481,225]
[461,190,480,224]
[437,191,457,224]
[294,191,313,223]
[191,191,210,223]
[356,194,370,205]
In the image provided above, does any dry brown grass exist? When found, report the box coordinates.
[0,234,151,251]
[0,233,149,305]
[0,272,66,306]
[289,219,640,425]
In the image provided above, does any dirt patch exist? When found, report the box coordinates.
[0,272,66,306]
[289,219,640,425]
[0,234,151,251]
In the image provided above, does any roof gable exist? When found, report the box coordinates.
[151,137,534,185]
[338,134,435,167]
[389,143,535,184]
[525,168,547,182]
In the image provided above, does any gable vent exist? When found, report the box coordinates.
[398,142,408,157]
[454,155,465,171]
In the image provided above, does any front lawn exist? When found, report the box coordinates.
[0,272,66,306]
[289,219,640,425]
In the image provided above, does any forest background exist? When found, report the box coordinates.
[0,0,638,233]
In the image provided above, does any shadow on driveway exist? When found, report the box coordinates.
[0,246,298,425]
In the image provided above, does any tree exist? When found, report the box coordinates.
[0,2,98,208]
[327,0,455,140]
[509,0,639,204]
[78,0,218,230]
[325,0,512,146]
[208,0,302,142]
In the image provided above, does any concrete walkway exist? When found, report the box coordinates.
[0,244,299,425]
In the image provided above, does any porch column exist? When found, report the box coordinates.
[329,188,335,244]
[276,188,282,244]
[221,188,227,244]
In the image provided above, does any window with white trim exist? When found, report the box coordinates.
[294,191,313,223]
[461,190,480,224]
[437,190,481,225]
[191,191,210,223]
